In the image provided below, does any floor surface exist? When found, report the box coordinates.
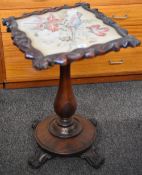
[0,81,142,175]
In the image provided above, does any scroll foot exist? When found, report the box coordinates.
[89,118,97,127]
[80,147,105,169]
[32,120,40,129]
[28,150,54,169]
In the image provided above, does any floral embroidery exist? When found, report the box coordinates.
[15,6,124,58]
[35,14,63,32]
[59,12,83,42]
[46,14,62,32]
[69,12,82,29]
[34,16,46,30]
[32,10,109,43]
[35,12,109,38]
[87,25,109,36]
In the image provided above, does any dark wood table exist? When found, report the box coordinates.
[3,2,140,169]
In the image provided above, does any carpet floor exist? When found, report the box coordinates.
[0,81,142,175]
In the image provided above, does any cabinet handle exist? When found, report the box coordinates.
[109,59,124,65]
[112,14,128,19]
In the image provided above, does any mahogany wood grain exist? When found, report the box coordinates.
[51,64,79,138]
[0,0,142,10]
[1,25,142,83]
[35,115,96,155]
[33,64,96,155]
[54,64,76,119]
[1,4,142,32]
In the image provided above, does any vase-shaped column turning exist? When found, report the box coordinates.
[48,63,82,138]
[34,63,96,155]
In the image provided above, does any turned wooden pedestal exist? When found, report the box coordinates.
[34,64,96,155]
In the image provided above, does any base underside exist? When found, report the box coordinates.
[34,115,96,155]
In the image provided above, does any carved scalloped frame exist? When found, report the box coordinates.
[2,3,141,70]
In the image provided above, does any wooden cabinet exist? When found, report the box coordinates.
[0,1,142,89]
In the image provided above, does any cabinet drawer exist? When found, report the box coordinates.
[98,4,142,27]
[1,4,142,32]
[74,46,142,78]
[0,0,141,10]
[2,25,142,83]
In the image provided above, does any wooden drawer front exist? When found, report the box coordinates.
[98,4,142,27]
[0,0,141,10]
[1,4,142,32]
[2,25,142,83]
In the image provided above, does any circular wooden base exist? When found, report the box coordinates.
[34,115,96,155]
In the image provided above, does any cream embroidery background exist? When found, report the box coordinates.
[17,6,122,56]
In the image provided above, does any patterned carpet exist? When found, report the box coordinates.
[0,81,142,175]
